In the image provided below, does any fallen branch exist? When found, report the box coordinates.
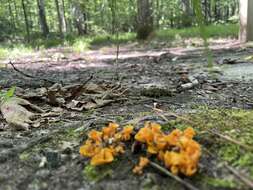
[224,163,253,188]
[65,75,93,102]
[203,148,253,189]
[207,129,253,152]
[149,161,200,190]
[8,61,55,85]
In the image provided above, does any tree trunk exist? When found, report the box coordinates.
[239,0,253,42]
[55,0,63,37]
[204,0,208,22]
[72,2,87,35]
[181,0,193,27]
[8,0,16,29]
[108,0,117,34]
[21,0,30,41]
[136,0,153,40]
[37,0,49,37]
[13,0,19,26]
[61,0,67,33]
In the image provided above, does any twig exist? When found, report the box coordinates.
[8,61,55,85]
[74,119,95,133]
[224,163,253,188]
[149,161,200,190]
[153,108,194,125]
[153,108,169,122]
[101,84,120,100]
[203,148,253,189]
[207,129,253,152]
[65,74,93,102]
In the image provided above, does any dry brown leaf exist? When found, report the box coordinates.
[66,99,113,111]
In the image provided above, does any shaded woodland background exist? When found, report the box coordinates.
[0,0,239,42]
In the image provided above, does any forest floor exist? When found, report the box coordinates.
[0,39,253,190]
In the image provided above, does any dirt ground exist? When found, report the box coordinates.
[0,40,253,190]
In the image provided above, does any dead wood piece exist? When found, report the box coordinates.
[224,163,253,188]
[8,61,55,85]
[65,75,93,102]
[149,161,199,190]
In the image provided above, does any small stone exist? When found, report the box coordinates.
[36,169,50,179]
[181,83,194,89]
[39,156,47,168]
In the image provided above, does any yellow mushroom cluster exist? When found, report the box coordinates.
[79,123,134,166]
[135,122,201,176]
[79,122,201,176]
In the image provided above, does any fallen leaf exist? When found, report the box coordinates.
[0,97,44,130]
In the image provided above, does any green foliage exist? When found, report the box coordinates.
[156,24,238,41]
[0,0,240,40]
[0,86,16,103]
[0,43,33,60]
[0,24,239,57]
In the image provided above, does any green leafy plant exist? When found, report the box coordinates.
[0,86,16,103]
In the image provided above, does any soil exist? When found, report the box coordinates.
[0,40,253,190]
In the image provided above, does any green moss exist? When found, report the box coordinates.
[186,109,253,179]
[19,152,30,161]
[83,164,113,182]
[235,153,253,167]
[162,120,192,132]
[115,116,124,123]
[188,108,253,132]
[64,128,80,139]
[218,145,241,163]
[205,177,236,188]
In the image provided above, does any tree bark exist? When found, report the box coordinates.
[155,0,160,28]
[61,0,67,33]
[21,0,30,41]
[136,0,153,40]
[55,0,63,37]
[8,0,16,29]
[37,0,49,37]
[181,0,193,27]
[13,0,19,26]
[108,0,116,34]
[72,1,87,35]
[239,0,253,42]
